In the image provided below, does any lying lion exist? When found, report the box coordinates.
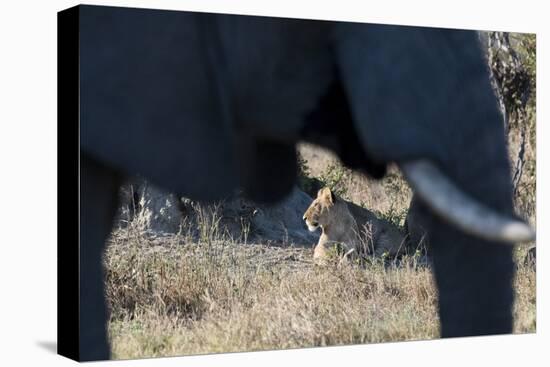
[303,187,406,263]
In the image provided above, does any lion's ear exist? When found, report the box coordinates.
[318,187,334,204]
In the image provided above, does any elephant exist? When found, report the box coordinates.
[59,4,535,361]
[405,195,431,256]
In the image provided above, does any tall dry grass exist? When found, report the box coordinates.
[105,205,535,360]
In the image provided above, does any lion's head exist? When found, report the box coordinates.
[303,187,349,232]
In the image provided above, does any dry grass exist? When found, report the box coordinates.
[512,246,537,332]
[105,218,535,360]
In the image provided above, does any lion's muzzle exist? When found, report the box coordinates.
[303,216,319,232]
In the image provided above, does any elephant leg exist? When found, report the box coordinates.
[79,154,121,360]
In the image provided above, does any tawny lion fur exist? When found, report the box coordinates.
[303,187,406,263]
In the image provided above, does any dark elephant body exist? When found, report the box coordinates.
[69,5,516,361]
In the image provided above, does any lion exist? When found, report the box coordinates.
[303,187,406,263]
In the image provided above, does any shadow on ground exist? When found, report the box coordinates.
[36,340,57,354]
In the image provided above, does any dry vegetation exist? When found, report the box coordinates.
[105,224,439,359]
[104,32,536,360]
[105,203,535,360]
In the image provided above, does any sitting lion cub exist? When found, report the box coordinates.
[303,187,405,263]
